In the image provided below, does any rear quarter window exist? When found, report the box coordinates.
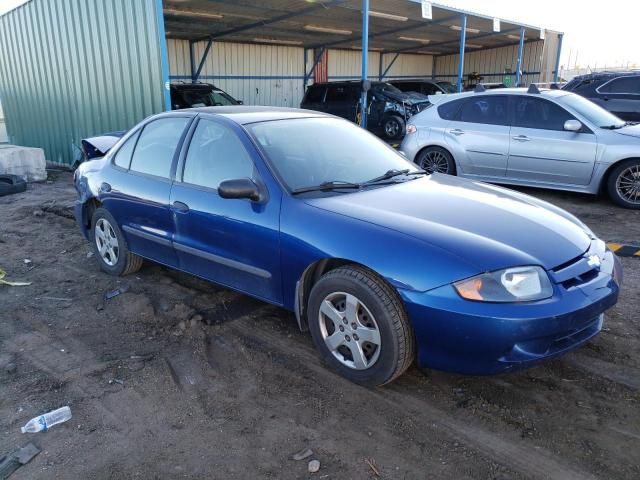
[303,85,326,103]
[437,99,465,120]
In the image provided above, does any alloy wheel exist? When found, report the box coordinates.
[95,218,120,266]
[385,120,400,138]
[318,292,381,370]
[616,164,640,205]
[420,150,450,174]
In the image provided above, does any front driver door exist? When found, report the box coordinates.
[170,116,282,303]
[508,96,597,185]
[444,95,510,177]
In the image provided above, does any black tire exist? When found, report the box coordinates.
[90,207,143,276]
[382,115,406,141]
[0,175,27,197]
[607,159,640,209]
[415,146,457,175]
[307,265,414,387]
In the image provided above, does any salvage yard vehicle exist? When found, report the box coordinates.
[390,79,456,96]
[401,86,640,208]
[562,71,640,122]
[300,81,430,140]
[74,106,622,386]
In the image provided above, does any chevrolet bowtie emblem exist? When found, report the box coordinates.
[587,255,601,268]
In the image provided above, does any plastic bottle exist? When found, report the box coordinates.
[21,406,72,433]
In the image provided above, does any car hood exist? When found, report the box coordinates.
[612,123,640,139]
[305,174,593,273]
[380,89,429,105]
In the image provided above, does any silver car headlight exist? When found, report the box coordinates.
[453,266,553,302]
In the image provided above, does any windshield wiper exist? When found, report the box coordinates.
[291,180,363,195]
[364,169,427,184]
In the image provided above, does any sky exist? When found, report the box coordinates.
[1,0,638,69]
[440,0,640,69]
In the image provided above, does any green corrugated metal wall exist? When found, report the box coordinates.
[0,0,167,165]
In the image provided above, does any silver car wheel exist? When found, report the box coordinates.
[616,164,640,204]
[318,292,381,370]
[95,218,120,267]
[421,150,450,174]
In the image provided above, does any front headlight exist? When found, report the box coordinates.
[453,266,553,302]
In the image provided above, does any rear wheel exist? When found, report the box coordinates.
[416,146,456,175]
[307,265,414,386]
[91,208,143,276]
[382,115,405,141]
[607,159,640,209]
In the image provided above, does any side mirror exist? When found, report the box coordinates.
[218,178,261,201]
[564,119,582,132]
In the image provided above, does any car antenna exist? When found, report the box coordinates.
[527,84,541,94]
[474,84,485,93]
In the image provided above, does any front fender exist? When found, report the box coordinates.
[279,196,480,311]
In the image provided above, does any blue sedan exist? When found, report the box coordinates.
[74,107,622,386]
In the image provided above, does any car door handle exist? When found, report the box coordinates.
[512,135,531,142]
[449,129,465,136]
[172,201,189,213]
[100,182,111,193]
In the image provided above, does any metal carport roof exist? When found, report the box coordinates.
[163,0,551,56]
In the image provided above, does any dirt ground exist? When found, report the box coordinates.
[1,171,638,480]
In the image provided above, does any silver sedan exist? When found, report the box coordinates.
[400,88,640,209]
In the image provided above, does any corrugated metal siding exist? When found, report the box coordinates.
[168,39,305,107]
[0,0,165,164]
[168,40,435,106]
[434,40,545,85]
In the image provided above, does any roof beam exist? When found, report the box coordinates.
[308,14,460,50]
[192,0,349,43]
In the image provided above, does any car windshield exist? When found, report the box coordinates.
[436,81,457,93]
[373,82,404,95]
[180,89,238,107]
[559,93,625,128]
[246,117,420,192]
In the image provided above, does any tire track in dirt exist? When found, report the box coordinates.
[227,315,599,480]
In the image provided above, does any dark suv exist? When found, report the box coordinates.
[300,81,430,140]
[562,72,640,121]
[170,82,241,110]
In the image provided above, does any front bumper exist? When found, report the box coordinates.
[401,251,621,375]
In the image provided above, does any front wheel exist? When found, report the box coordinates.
[307,265,415,386]
[607,159,640,209]
[382,115,405,141]
[416,146,456,175]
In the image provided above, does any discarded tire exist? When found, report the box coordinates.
[0,175,27,197]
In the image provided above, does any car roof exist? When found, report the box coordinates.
[171,106,330,124]
[570,71,640,81]
[427,87,571,104]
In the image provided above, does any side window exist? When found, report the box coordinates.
[113,131,139,169]
[304,86,326,103]
[513,97,575,131]
[437,99,465,120]
[326,85,357,102]
[599,77,640,94]
[423,84,438,95]
[182,119,256,190]
[458,96,509,125]
[129,117,190,178]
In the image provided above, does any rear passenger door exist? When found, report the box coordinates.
[595,76,640,121]
[444,95,510,177]
[104,115,192,267]
[507,96,597,185]
[325,84,359,122]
